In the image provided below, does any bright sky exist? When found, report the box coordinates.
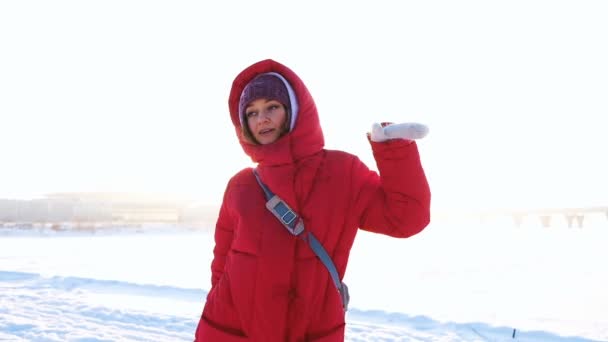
[1,1,607,211]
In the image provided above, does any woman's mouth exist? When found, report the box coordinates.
[259,128,275,135]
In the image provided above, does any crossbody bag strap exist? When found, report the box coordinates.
[252,168,349,310]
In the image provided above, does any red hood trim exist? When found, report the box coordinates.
[228,59,324,165]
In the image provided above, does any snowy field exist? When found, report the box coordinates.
[1,218,607,342]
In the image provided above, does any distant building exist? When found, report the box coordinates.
[0,192,217,224]
[0,200,19,221]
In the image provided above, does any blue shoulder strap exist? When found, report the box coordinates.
[252,168,349,310]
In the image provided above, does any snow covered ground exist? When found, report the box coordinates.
[1,218,607,342]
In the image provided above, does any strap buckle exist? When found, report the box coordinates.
[266,196,304,236]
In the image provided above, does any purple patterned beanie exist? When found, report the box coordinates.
[239,74,291,121]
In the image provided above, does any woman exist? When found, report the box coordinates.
[194,59,431,341]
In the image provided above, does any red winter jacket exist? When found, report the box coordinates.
[194,59,431,342]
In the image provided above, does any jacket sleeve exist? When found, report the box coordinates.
[354,139,431,238]
[210,184,235,288]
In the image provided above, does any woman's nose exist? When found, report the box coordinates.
[258,111,271,122]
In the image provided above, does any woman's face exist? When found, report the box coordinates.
[244,98,288,145]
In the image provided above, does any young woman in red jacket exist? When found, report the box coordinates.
[194,59,431,342]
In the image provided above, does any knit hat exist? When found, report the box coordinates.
[239,74,291,121]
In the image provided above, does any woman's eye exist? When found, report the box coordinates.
[246,111,257,118]
[268,105,279,111]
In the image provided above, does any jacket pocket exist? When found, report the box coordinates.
[231,221,262,255]
[200,274,245,339]
[307,323,345,342]
[194,316,247,342]
[223,249,258,334]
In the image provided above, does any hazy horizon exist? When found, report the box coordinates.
[1,191,606,217]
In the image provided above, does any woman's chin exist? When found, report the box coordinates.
[255,133,280,145]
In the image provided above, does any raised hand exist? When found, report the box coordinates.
[369,122,429,142]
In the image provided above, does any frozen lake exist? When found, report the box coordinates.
[1,219,607,341]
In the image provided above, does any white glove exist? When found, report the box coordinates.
[370,122,429,142]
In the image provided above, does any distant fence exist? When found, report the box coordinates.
[506,207,608,228]
[434,207,608,228]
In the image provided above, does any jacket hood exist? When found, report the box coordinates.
[228,59,325,165]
